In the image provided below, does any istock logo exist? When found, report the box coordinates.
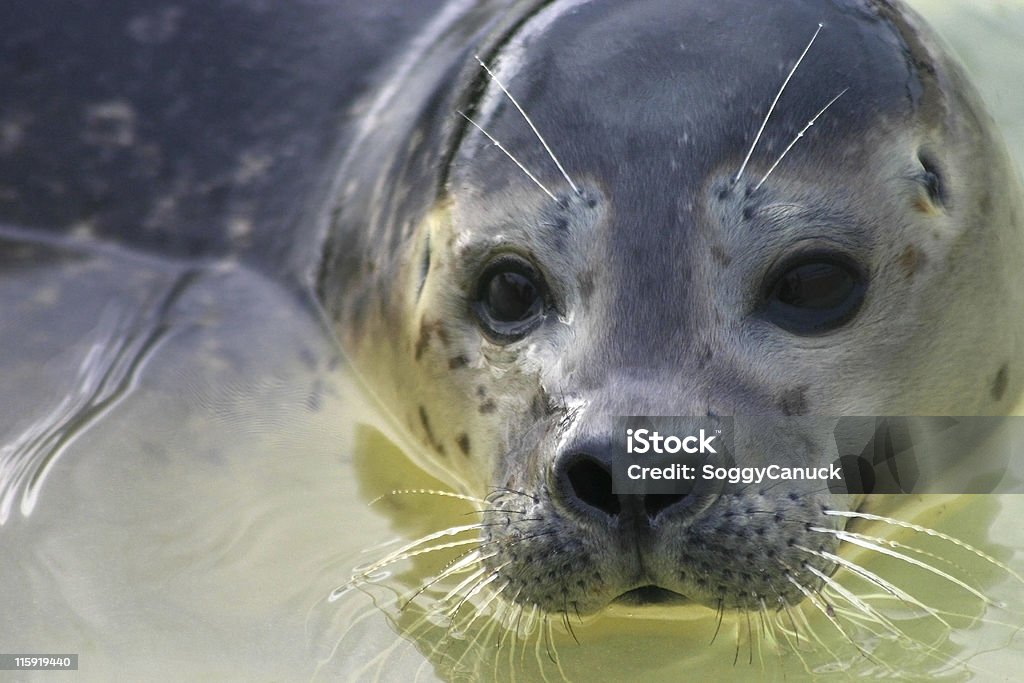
[625,428,717,454]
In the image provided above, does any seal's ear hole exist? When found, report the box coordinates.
[472,254,549,343]
[917,150,947,207]
[760,252,867,335]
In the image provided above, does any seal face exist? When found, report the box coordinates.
[319,0,1024,615]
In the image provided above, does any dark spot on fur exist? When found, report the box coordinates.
[414,320,431,361]
[418,406,434,440]
[779,386,808,416]
[742,205,755,221]
[435,325,450,347]
[456,433,471,456]
[414,320,450,361]
[898,245,922,279]
[992,363,1009,402]
[479,399,497,414]
[448,355,469,370]
[418,406,445,455]
[476,386,487,398]
[711,244,732,266]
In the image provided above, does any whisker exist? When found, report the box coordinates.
[496,587,526,653]
[753,87,847,191]
[474,55,581,196]
[795,544,951,628]
[487,485,540,504]
[733,606,742,666]
[825,509,1024,584]
[458,111,558,201]
[360,522,485,567]
[804,564,905,643]
[458,579,510,636]
[522,604,538,668]
[781,570,855,663]
[438,566,488,612]
[534,612,554,683]
[402,548,494,609]
[733,22,823,184]
[710,597,725,645]
[744,604,754,665]
[816,525,969,578]
[369,488,487,507]
[547,618,572,683]
[542,613,557,665]
[447,561,510,622]
[812,526,997,605]
[562,605,579,645]
[336,524,488,595]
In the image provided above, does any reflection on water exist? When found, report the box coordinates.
[1,0,1024,681]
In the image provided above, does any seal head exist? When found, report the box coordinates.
[319,0,1024,614]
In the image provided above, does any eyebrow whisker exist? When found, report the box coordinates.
[733,22,824,185]
[474,55,581,196]
[456,110,559,202]
[754,87,847,191]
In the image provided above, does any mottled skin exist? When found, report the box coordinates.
[319,0,1024,616]
[0,0,449,279]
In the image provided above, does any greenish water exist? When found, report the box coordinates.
[1,1,1023,681]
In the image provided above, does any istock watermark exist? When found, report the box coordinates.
[612,416,1024,496]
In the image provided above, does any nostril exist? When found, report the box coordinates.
[644,493,686,519]
[565,454,620,516]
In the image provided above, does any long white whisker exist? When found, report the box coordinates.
[474,55,581,196]
[818,527,995,604]
[438,566,489,610]
[780,572,846,662]
[369,488,487,506]
[402,548,495,608]
[754,88,847,191]
[458,579,510,635]
[795,544,951,628]
[825,508,1024,584]
[734,22,823,184]
[458,111,559,201]
[814,525,967,577]
[805,564,905,642]
[343,522,485,580]
[448,562,511,621]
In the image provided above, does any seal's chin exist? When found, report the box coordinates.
[613,586,689,606]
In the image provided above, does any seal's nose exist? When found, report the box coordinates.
[554,441,688,522]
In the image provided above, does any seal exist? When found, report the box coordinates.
[318,0,1024,618]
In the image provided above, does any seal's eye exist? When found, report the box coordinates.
[474,256,547,342]
[762,255,866,334]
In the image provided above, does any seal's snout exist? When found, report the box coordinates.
[554,441,688,524]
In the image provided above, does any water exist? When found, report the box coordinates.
[1,1,1023,681]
